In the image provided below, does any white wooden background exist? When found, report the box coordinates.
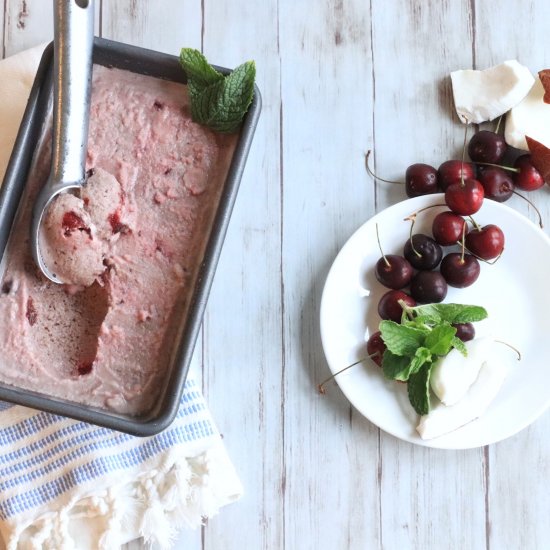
[2,1,550,549]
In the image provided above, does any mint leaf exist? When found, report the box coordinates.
[382,347,431,382]
[379,320,426,356]
[179,48,224,87]
[409,347,432,376]
[382,350,412,381]
[451,336,468,356]
[179,49,256,133]
[410,303,488,324]
[450,305,488,324]
[408,363,432,415]
[425,323,456,356]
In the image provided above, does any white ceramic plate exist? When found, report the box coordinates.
[320,194,550,449]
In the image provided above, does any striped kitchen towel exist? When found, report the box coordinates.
[0,45,243,550]
[0,378,243,550]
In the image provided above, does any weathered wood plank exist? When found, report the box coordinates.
[371,2,487,549]
[474,1,550,547]
[100,0,201,53]
[4,0,51,55]
[199,1,284,549]
[279,1,380,548]
[3,0,101,56]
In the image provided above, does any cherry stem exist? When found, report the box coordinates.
[495,115,503,134]
[468,216,482,231]
[365,150,403,185]
[474,161,520,173]
[494,340,522,361]
[461,123,468,187]
[513,190,544,228]
[403,204,447,222]
[375,223,390,266]
[407,215,422,258]
[460,221,466,262]
[318,355,375,394]
[457,242,504,264]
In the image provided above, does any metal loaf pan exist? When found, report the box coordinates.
[0,38,261,436]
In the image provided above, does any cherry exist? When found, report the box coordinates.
[375,255,413,289]
[445,178,484,215]
[366,331,386,367]
[440,253,480,288]
[465,224,505,260]
[62,211,87,237]
[378,290,416,323]
[410,271,447,304]
[467,130,507,164]
[431,211,466,246]
[438,160,476,191]
[513,155,545,191]
[403,234,443,270]
[478,167,514,202]
[453,322,475,342]
[405,164,438,197]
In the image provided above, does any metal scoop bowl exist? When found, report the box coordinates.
[30,0,94,284]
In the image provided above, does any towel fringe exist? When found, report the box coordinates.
[7,444,241,550]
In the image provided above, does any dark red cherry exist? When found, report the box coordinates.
[513,155,545,191]
[405,164,438,197]
[378,290,416,323]
[410,271,447,304]
[478,167,514,202]
[438,160,476,191]
[440,253,480,288]
[468,130,507,163]
[431,211,466,246]
[375,255,413,289]
[465,224,504,260]
[403,234,443,270]
[452,322,475,342]
[445,178,484,215]
[366,331,386,367]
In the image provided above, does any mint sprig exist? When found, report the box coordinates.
[179,48,256,133]
[379,302,488,415]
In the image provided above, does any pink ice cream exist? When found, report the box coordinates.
[0,65,237,414]
[40,168,125,286]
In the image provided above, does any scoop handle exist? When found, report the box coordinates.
[50,0,94,188]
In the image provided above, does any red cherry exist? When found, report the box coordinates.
[440,253,480,288]
[437,160,475,191]
[62,211,87,236]
[375,255,413,290]
[431,211,466,246]
[444,179,484,215]
[453,322,475,342]
[366,331,386,367]
[465,224,505,260]
[405,164,438,197]
[378,290,416,323]
[467,131,507,164]
[513,155,544,191]
[478,167,514,202]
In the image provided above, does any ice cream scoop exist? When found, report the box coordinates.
[30,0,94,284]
